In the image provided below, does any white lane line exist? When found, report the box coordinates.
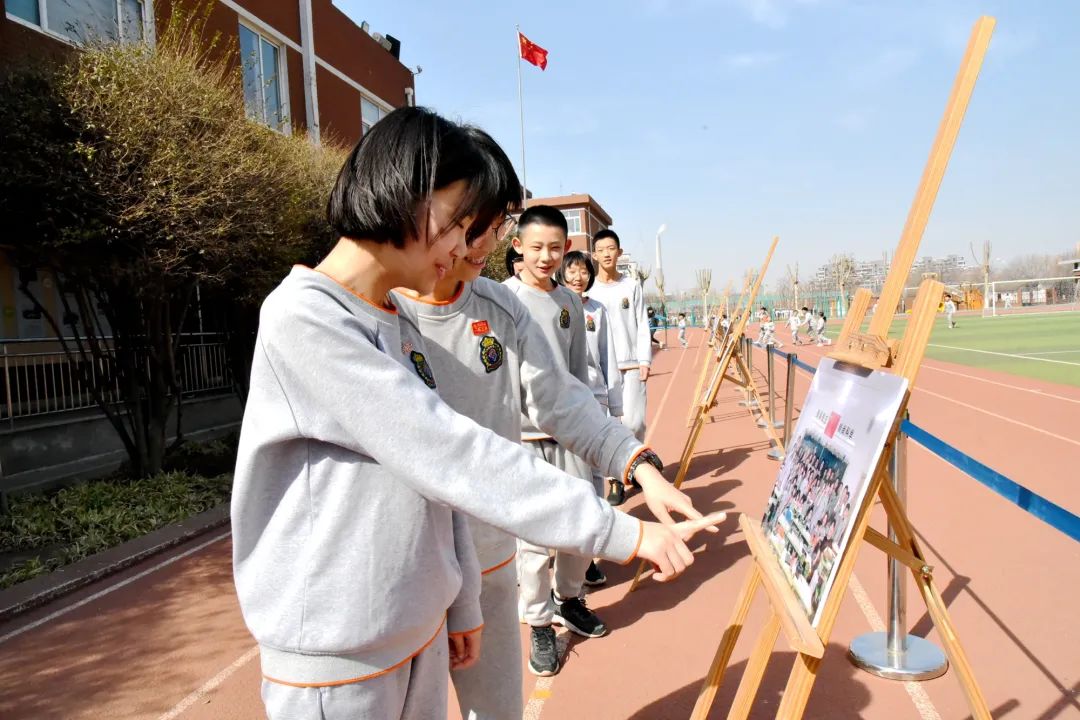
[0,531,232,646]
[1018,349,1080,356]
[849,575,943,720]
[643,342,692,448]
[915,387,1080,449]
[157,646,259,720]
[929,344,1080,367]
[522,631,571,720]
[921,364,1080,405]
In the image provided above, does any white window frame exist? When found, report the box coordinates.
[5,0,153,46]
[360,95,385,135]
[561,209,583,235]
[238,19,292,135]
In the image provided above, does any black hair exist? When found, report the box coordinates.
[801,306,809,312]
[327,106,518,248]
[461,126,522,245]
[504,243,523,277]
[517,204,568,237]
[559,251,596,291]
[593,228,620,249]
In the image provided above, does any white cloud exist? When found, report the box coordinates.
[734,0,828,29]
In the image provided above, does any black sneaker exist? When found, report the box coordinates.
[584,561,607,587]
[528,625,560,677]
[553,593,608,638]
[606,479,626,506]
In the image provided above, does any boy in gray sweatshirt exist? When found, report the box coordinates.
[503,205,618,677]
[234,108,721,720]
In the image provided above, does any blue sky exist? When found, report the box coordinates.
[341,1,1080,292]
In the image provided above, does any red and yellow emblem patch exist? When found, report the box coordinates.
[471,320,490,336]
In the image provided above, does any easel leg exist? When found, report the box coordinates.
[727,611,781,720]
[878,479,993,718]
[690,568,762,720]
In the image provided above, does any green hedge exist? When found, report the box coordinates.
[0,470,232,590]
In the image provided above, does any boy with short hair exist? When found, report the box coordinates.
[504,206,623,675]
[232,108,719,720]
[677,313,689,348]
[591,229,652,445]
[944,294,957,328]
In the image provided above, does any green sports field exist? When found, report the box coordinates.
[846,310,1080,387]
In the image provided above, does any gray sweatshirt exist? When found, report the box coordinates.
[581,296,624,416]
[232,267,642,686]
[501,276,587,440]
[589,274,653,370]
[393,279,646,572]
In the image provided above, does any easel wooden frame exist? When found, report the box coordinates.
[688,16,995,719]
[688,277,750,427]
[628,237,779,593]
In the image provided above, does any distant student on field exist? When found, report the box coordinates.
[591,230,652,444]
[944,294,957,328]
[677,313,688,348]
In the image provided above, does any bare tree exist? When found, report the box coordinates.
[828,254,855,314]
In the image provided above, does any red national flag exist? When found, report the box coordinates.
[518,31,548,70]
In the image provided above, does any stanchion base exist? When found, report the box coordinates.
[766,449,784,461]
[848,632,949,681]
[738,400,759,408]
[756,418,784,429]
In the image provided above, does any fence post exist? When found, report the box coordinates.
[768,352,796,461]
[849,414,948,679]
[758,348,784,431]
[739,338,759,408]
[3,345,13,430]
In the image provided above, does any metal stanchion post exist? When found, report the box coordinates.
[758,349,783,430]
[849,417,948,680]
[739,338,759,408]
[768,352,795,461]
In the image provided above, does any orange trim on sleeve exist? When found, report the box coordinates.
[619,519,645,565]
[299,265,399,315]
[481,552,516,575]
[262,616,446,688]
[448,623,484,638]
[622,446,649,485]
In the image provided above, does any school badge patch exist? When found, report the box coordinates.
[479,335,504,374]
[585,315,596,332]
[559,307,571,329]
[409,350,436,389]
[621,297,630,309]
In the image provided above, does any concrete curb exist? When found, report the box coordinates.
[0,503,230,623]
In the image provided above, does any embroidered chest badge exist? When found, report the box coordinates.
[621,297,630,309]
[479,335,504,373]
[471,320,490,336]
[585,314,596,332]
[559,307,571,329]
[409,350,436,389]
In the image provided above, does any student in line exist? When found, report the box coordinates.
[504,207,626,676]
[677,313,689,348]
[231,107,723,720]
[560,249,626,511]
[504,243,524,278]
[591,230,652,446]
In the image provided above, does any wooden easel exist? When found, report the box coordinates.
[629,238,780,593]
[688,277,750,427]
[688,16,995,719]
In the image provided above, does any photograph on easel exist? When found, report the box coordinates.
[761,357,908,626]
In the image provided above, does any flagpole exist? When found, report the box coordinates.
[515,24,528,210]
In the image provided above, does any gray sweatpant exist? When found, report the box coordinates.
[518,440,598,626]
[261,624,448,720]
[620,368,647,443]
[451,561,522,720]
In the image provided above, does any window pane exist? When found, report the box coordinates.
[362,97,384,132]
[260,37,282,129]
[46,0,118,42]
[8,0,40,25]
[238,25,261,121]
[120,0,144,42]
